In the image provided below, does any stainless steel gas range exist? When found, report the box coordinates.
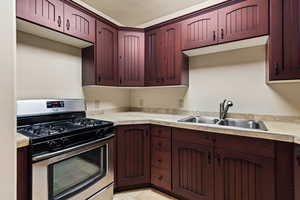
[17,99,114,200]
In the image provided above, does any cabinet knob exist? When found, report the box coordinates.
[274,63,280,75]
[98,76,101,83]
[66,19,70,30]
[296,152,300,166]
[213,31,216,41]
[158,176,163,180]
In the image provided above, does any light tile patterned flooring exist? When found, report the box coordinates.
[113,188,178,200]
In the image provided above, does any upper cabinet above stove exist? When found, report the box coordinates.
[16,0,95,43]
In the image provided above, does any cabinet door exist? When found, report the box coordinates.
[182,10,218,50]
[145,29,163,86]
[172,140,214,200]
[215,148,275,200]
[64,4,95,42]
[118,31,145,86]
[218,0,268,43]
[116,125,150,188]
[161,23,182,85]
[17,147,29,200]
[96,21,118,86]
[17,0,64,32]
[269,0,300,80]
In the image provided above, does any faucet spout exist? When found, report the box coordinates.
[219,99,234,120]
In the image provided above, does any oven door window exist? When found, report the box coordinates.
[48,146,107,200]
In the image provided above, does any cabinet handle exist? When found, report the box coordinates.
[57,16,62,27]
[215,153,221,166]
[221,29,224,40]
[213,31,216,41]
[158,176,163,181]
[119,78,122,85]
[66,19,70,30]
[296,151,300,166]
[274,63,279,75]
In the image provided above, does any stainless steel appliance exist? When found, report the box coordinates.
[17,99,114,200]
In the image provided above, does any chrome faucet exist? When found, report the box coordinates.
[219,99,234,120]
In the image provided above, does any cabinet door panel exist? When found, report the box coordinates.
[96,21,118,86]
[161,23,182,85]
[218,0,268,43]
[64,4,95,42]
[118,31,145,86]
[172,140,214,200]
[17,0,64,32]
[145,29,163,86]
[182,10,218,50]
[215,148,275,200]
[116,125,150,187]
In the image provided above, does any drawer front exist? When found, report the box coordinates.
[151,167,171,191]
[173,128,214,146]
[151,137,171,152]
[151,126,171,139]
[151,151,171,169]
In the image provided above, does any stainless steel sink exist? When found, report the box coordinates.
[178,116,268,131]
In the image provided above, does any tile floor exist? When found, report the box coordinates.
[113,188,178,200]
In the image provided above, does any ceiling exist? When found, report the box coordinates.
[80,0,209,27]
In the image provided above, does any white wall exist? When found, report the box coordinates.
[131,46,300,117]
[0,0,16,199]
[16,31,84,99]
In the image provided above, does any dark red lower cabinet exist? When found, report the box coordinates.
[214,148,275,200]
[115,125,150,188]
[17,147,29,200]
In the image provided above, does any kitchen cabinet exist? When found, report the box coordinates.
[151,126,172,191]
[182,10,218,50]
[145,23,189,86]
[17,147,29,200]
[214,149,275,200]
[16,0,95,43]
[269,0,300,81]
[172,129,214,200]
[96,21,118,85]
[145,29,162,86]
[63,3,95,42]
[218,0,269,43]
[118,31,145,86]
[116,125,150,188]
[16,0,64,32]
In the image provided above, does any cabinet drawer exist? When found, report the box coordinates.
[151,151,171,169]
[151,126,171,139]
[151,167,171,191]
[215,134,275,158]
[151,137,171,152]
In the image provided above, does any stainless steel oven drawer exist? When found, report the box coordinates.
[87,183,114,200]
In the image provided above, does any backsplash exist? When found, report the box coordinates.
[130,46,300,117]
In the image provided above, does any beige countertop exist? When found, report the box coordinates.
[17,112,300,148]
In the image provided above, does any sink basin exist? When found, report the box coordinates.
[178,116,268,131]
[178,116,219,124]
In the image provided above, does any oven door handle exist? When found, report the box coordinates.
[32,134,115,162]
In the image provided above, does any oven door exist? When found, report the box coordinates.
[32,138,114,200]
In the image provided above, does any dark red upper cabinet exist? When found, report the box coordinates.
[16,0,64,32]
[161,23,188,85]
[182,10,218,50]
[63,3,95,43]
[269,0,300,81]
[218,0,269,43]
[145,29,163,86]
[118,31,145,86]
[96,21,118,86]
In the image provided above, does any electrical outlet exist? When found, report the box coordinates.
[95,100,100,109]
[179,99,184,108]
[139,99,144,107]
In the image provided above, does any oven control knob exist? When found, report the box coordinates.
[96,129,105,138]
[47,141,59,149]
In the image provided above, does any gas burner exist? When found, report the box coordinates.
[72,118,104,128]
